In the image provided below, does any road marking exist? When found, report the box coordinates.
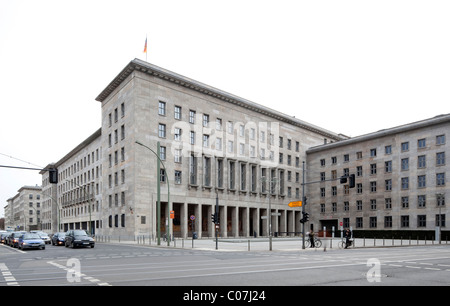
[0,263,19,286]
[47,261,112,286]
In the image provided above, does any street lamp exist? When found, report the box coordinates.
[260,176,277,251]
[135,140,170,246]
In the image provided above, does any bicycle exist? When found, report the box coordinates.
[338,238,354,249]
[305,237,322,248]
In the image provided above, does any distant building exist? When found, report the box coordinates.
[5,185,42,231]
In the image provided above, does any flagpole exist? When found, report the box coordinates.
[145,35,147,62]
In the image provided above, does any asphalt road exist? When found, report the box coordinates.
[1,241,450,287]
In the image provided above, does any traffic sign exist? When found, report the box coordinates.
[190,215,195,221]
[288,201,302,207]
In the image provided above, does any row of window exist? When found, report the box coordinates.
[320,173,446,197]
[320,134,446,166]
[320,194,446,214]
[323,153,446,178]
[342,215,446,229]
[157,100,304,151]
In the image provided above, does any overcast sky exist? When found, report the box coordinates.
[1,0,449,217]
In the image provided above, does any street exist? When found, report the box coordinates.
[1,241,450,287]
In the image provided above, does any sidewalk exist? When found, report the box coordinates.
[100,236,449,252]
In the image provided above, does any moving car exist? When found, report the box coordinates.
[18,233,45,250]
[51,232,66,246]
[9,231,26,248]
[30,231,51,244]
[65,230,95,248]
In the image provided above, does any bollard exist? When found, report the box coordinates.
[248,240,250,251]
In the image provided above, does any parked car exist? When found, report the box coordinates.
[65,230,95,248]
[51,232,66,246]
[9,231,27,248]
[31,231,51,244]
[18,233,45,250]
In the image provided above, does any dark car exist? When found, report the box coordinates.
[0,232,11,244]
[65,230,95,248]
[9,231,27,248]
[18,233,45,250]
[51,232,66,246]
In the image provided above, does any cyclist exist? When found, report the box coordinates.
[344,228,352,248]
[308,231,315,248]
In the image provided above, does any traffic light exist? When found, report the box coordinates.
[300,211,309,223]
[211,213,218,224]
[349,174,356,188]
[49,168,58,184]
[303,212,309,222]
[340,176,347,184]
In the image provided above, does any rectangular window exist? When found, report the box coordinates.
[158,101,166,116]
[189,154,197,185]
[158,124,166,138]
[203,156,211,187]
[189,110,196,124]
[174,105,182,120]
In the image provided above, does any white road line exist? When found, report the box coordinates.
[47,261,112,286]
[0,263,19,286]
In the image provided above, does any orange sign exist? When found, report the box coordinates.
[170,210,175,219]
[288,201,302,207]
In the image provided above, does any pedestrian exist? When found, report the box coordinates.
[344,229,352,248]
[308,231,315,248]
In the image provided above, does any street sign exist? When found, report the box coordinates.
[190,215,195,221]
[288,201,302,207]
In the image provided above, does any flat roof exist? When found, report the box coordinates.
[307,113,450,153]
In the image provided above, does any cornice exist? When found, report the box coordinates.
[95,59,342,140]
[307,113,450,153]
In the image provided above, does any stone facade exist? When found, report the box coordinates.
[306,114,449,234]
[11,58,445,239]
[5,185,42,231]
[95,59,342,238]
[39,129,102,234]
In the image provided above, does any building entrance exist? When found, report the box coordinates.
[319,219,338,237]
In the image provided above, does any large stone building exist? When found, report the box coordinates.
[16,58,447,240]
[306,114,449,235]
[94,59,342,239]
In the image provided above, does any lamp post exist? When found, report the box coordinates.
[135,140,170,246]
[260,176,277,251]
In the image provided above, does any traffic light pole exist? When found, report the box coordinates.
[302,162,306,249]
[215,190,219,250]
